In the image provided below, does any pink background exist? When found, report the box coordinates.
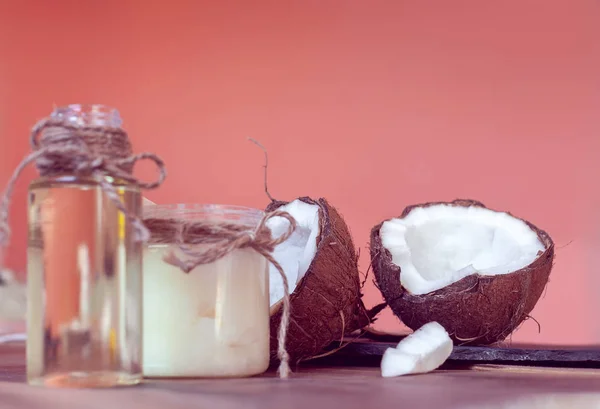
[1,0,599,345]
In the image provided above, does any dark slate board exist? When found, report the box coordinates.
[309,339,600,369]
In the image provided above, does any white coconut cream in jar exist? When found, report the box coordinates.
[142,204,270,378]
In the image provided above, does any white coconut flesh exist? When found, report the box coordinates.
[142,197,156,206]
[381,321,453,377]
[266,199,320,307]
[380,204,546,295]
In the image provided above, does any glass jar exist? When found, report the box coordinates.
[142,204,270,378]
[26,104,143,387]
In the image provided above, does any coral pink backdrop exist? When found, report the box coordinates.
[1,0,599,345]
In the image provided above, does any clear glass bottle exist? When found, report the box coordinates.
[142,204,270,378]
[27,104,143,387]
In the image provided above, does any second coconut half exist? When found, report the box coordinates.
[370,199,554,345]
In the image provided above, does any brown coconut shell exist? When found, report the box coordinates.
[267,197,384,363]
[370,199,554,346]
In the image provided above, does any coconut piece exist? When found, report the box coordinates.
[266,197,380,363]
[381,321,452,377]
[0,269,26,322]
[370,199,554,345]
[142,197,156,206]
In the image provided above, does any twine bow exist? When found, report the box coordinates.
[156,210,297,378]
[0,116,166,247]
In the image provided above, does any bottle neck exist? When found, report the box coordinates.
[33,104,134,177]
[51,104,123,128]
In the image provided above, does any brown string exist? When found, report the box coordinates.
[145,210,297,378]
[0,116,167,247]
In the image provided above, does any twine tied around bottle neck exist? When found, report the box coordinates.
[0,116,167,247]
[144,210,297,378]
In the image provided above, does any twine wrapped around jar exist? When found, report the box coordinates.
[0,115,167,247]
[144,211,297,378]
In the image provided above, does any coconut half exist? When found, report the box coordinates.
[266,197,382,363]
[370,199,554,345]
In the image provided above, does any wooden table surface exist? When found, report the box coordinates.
[3,343,600,409]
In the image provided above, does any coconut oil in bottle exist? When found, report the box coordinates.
[26,105,143,387]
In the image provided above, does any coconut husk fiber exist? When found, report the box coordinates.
[370,199,554,346]
[267,197,384,363]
